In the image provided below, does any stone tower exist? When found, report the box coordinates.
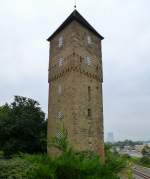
[47,10,104,160]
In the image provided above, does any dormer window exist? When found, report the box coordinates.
[58,58,63,66]
[87,35,92,45]
[85,56,92,65]
[59,36,63,47]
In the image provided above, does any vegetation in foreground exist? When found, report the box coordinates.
[0,125,128,179]
[0,96,129,178]
[0,145,127,179]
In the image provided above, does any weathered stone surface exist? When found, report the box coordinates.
[48,20,105,160]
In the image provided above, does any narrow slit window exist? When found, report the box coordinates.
[88,109,91,117]
[58,85,62,95]
[88,86,91,101]
[87,35,92,45]
[58,36,63,47]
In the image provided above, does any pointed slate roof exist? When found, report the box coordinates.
[47,10,104,41]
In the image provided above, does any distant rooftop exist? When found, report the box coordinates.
[47,10,104,41]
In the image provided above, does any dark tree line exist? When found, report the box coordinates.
[0,96,47,157]
[113,140,143,148]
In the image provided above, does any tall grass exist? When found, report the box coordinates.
[0,129,127,179]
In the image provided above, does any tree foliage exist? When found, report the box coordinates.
[0,156,37,178]
[142,145,150,157]
[113,140,143,149]
[0,96,47,157]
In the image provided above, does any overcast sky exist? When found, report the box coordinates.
[0,0,150,141]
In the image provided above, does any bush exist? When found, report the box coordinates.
[23,152,121,179]
[0,148,126,179]
[140,156,150,167]
[0,157,37,178]
[0,127,127,179]
[20,133,126,179]
[0,96,47,157]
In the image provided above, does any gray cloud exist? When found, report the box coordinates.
[0,0,150,141]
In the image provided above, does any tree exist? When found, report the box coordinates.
[142,145,150,157]
[0,96,47,157]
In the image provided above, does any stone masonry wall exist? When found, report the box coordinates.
[48,20,104,160]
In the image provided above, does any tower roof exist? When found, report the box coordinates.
[47,10,104,41]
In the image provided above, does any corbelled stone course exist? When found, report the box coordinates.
[48,16,104,161]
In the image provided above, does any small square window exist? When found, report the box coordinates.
[58,58,63,66]
[58,111,63,119]
[56,129,63,139]
[85,56,91,65]
[87,35,92,45]
[58,36,63,47]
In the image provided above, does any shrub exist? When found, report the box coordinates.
[0,96,47,157]
[0,127,127,179]
[140,156,150,167]
[22,130,126,179]
[0,157,37,178]
[0,149,126,179]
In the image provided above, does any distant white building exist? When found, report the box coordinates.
[107,132,114,143]
[119,145,144,158]
[135,145,145,152]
